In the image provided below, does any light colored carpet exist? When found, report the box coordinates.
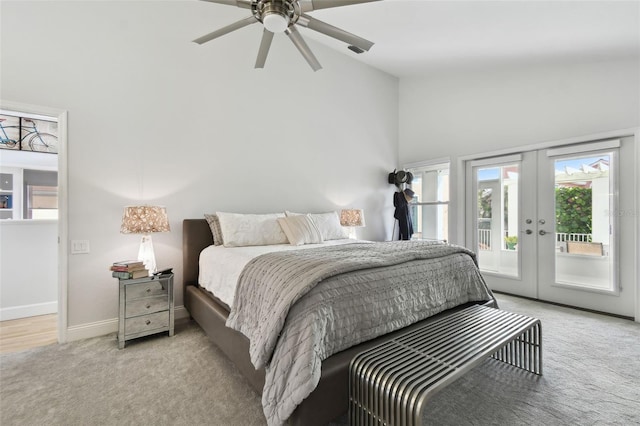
[1,294,639,426]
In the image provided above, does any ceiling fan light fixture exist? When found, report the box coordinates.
[263,11,290,33]
[194,0,379,71]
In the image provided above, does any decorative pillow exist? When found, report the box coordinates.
[216,212,288,247]
[204,213,224,246]
[277,215,324,246]
[285,211,348,240]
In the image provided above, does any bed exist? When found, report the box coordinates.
[183,216,496,426]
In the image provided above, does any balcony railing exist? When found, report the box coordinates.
[556,232,592,243]
[478,229,491,250]
[477,229,593,250]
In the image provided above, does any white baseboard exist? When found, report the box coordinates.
[0,301,57,321]
[65,305,190,342]
[66,317,118,342]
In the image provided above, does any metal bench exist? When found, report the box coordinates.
[349,305,542,426]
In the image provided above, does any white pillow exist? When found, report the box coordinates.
[216,212,288,247]
[285,211,348,241]
[277,215,324,246]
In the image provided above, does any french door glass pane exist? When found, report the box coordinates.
[476,164,519,277]
[554,153,614,291]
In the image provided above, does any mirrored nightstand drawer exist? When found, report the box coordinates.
[125,281,167,299]
[124,311,169,335]
[125,296,169,317]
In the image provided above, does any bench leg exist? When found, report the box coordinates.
[491,321,543,375]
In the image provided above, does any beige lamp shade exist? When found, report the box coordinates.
[340,209,366,227]
[120,206,170,234]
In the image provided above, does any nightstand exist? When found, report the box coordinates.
[117,273,174,349]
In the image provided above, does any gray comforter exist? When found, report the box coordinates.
[226,241,493,426]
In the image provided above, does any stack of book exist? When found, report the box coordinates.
[111,260,149,279]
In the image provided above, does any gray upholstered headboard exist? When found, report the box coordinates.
[182,219,213,290]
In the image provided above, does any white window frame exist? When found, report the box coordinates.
[404,159,451,242]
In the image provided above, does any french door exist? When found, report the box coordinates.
[466,138,635,317]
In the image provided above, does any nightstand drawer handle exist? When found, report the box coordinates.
[146,288,151,293]
[145,320,151,325]
[146,304,151,309]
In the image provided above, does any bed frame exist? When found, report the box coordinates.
[182,219,496,426]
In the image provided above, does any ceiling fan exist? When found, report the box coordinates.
[193,0,381,71]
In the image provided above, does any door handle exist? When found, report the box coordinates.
[525,229,532,235]
[539,230,547,236]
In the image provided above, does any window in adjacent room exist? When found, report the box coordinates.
[406,162,450,242]
[23,169,58,219]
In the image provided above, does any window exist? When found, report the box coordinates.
[27,185,58,219]
[406,162,450,241]
[23,169,58,219]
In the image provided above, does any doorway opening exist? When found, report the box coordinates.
[0,102,67,350]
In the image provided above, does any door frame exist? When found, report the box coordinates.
[456,127,639,322]
[1,99,68,342]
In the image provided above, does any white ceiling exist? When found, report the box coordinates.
[302,0,640,77]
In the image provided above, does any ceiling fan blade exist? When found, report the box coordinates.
[285,26,322,71]
[297,14,374,52]
[255,29,274,68]
[200,0,252,9]
[193,16,257,45]
[300,0,381,13]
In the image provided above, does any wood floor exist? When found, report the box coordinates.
[0,314,58,355]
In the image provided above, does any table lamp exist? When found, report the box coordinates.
[340,208,365,239]
[120,205,170,275]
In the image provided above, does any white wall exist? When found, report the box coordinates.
[0,221,58,320]
[399,59,640,244]
[1,1,399,333]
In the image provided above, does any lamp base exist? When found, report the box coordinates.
[138,234,157,275]
[347,227,357,239]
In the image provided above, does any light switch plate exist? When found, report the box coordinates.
[71,240,90,254]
